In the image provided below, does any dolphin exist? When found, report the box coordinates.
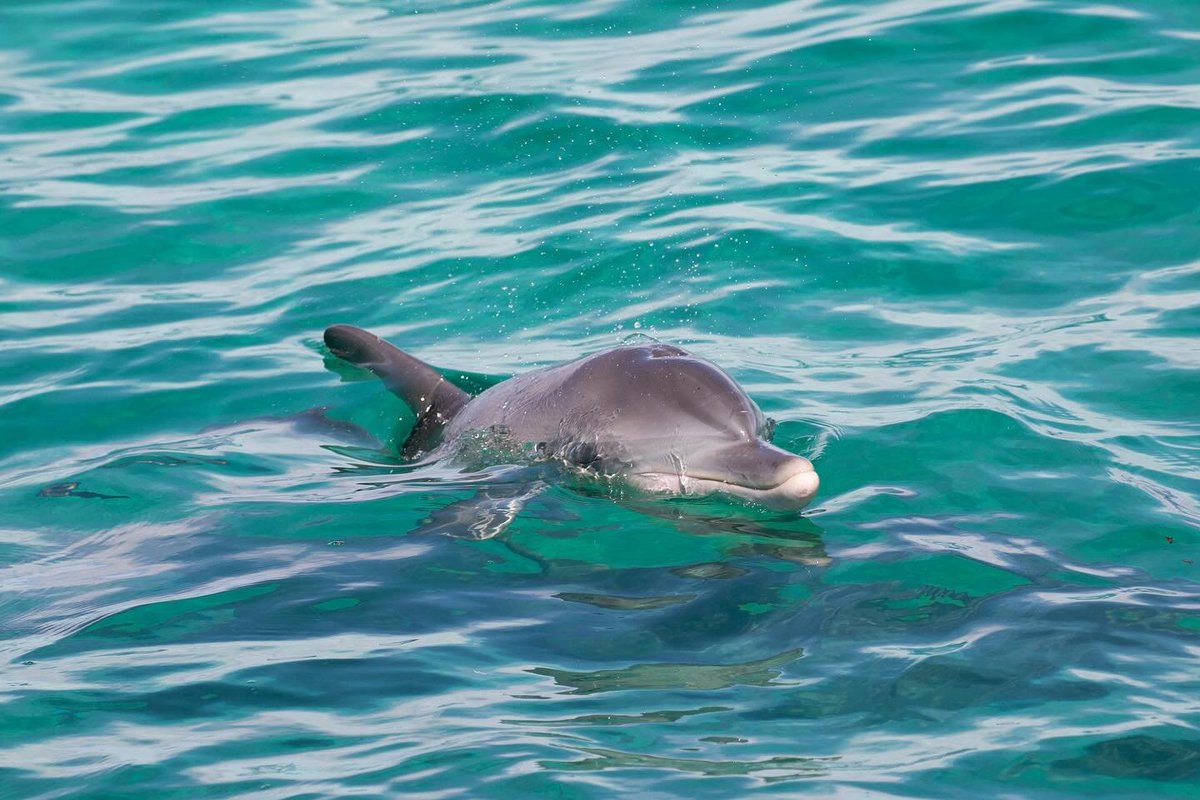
[323,325,819,524]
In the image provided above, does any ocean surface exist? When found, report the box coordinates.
[2,1,1199,797]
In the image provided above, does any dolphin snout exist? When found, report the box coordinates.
[767,458,820,508]
[697,441,820,510]
[716,441,812,488]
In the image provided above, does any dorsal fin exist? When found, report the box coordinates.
[324,325,470,456]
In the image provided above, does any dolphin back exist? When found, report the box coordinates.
[324,324,471,456]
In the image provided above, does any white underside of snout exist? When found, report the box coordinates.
[631,462,820,510]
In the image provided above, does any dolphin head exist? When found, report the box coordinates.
[571,345,820,510]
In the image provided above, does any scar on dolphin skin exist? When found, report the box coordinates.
[322,324,820,537]
[38,482,129,500]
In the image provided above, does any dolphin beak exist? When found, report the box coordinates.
[711,442,818,509]
[635,441,820,510]
[762,456,820,509]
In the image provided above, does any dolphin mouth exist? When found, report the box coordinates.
[632,458,820,510]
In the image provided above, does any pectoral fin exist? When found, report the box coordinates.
[415,482,547,540]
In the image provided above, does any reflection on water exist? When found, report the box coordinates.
[530,647,805,695]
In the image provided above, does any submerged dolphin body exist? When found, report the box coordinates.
[323,325,819,521]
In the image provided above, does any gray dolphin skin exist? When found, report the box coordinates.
[324,324,819,510]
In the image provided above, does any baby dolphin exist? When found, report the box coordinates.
[324,325,819,510]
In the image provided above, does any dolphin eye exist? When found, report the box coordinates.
[763,417,777,441]
[562,441,601,470]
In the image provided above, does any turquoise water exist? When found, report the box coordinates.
[3,0,1199,796]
